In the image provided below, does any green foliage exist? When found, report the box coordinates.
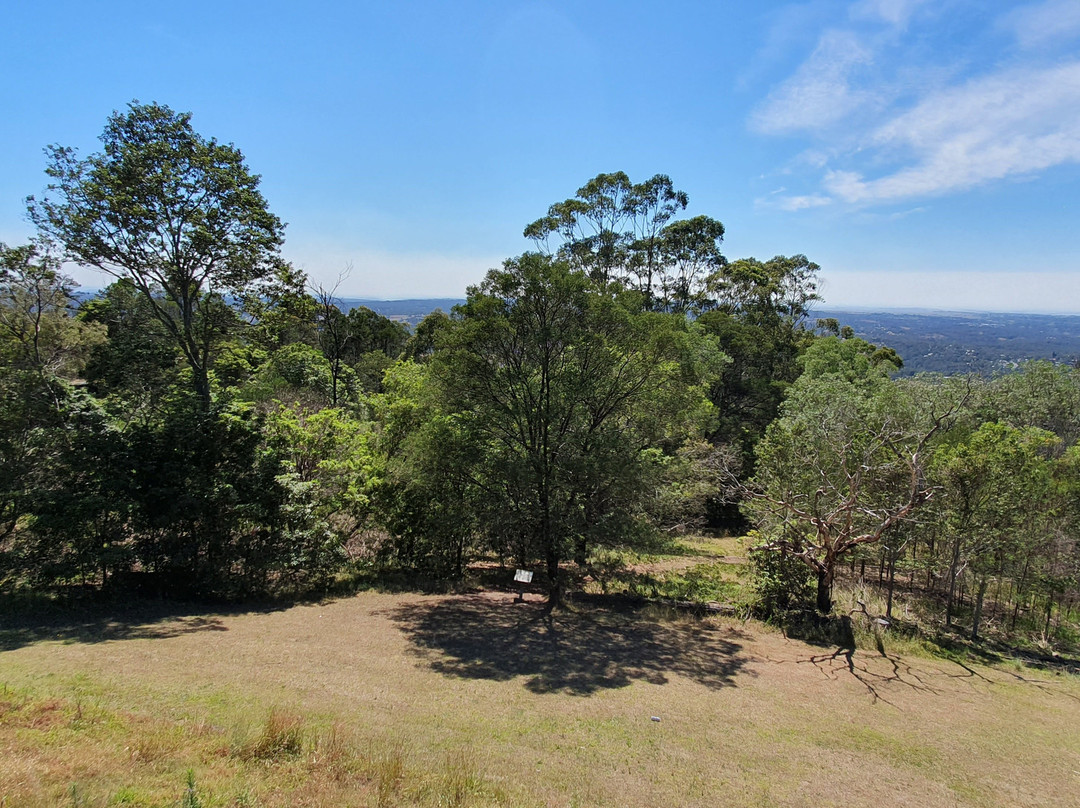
[745,538,815,616]
[375,413,479,577]
[181,769,202,808]
[3,392,350,596]
[0,240,106,378]
[243,342,340,405]
[930,420,1058,636]
[241,259,318,351]
[265,402,379,549]
[430,253,716,598]
[524,171,725,311]
[0,245,107,567]
[747,339,965,612]
[342,305,410,360]
[78,279,179,405]
[981,360,1080,446]
[30,101,285,406]
[630,562,742,604]
[403,309,451,361]
[5,387,131,588]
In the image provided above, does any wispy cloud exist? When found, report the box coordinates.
[780,194,834,211]
[849,0,931,27]
[825,61,1080,202]
[749,29,875,134]
[1003,0,1080,48]
[750,0,1080,207]
[759,192,834,211]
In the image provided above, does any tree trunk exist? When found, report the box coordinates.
[540,482,560,607]
[946,532,962,627]
[816,567,832,614]
[546,543,561,607]
[971,574,988,641]
[886,551,897,620]
[193,366,212,410]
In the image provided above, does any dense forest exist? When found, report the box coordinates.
[3,102,1079,658]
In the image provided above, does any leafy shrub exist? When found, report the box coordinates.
[745,534,814,617]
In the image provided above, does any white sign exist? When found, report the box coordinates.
[514,569,533,583]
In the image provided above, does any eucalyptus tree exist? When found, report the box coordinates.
[434,253,716,603]
[29,101,285,408]
[745,337,967,613]
[524,172,726,311]
[932,422,1058,638]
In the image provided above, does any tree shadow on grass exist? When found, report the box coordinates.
[386,592,750,695]
[0,596,290,652]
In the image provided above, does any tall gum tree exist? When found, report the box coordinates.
[29,101,285,408]
[524,172,725,312]
[745,336,969,613]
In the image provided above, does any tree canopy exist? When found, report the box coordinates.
[29,101,285,407]
[430,253,717,602]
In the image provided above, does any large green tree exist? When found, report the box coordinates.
[931,422,1057,639]
[434,253,714,603]
[746,337,966,613]
[29,101,285,408]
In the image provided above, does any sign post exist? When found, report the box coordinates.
[513,569,533,602]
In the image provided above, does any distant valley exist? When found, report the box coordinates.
[814,308,1080,375]
[343,299,1080,376]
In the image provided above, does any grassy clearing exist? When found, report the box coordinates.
[583,533,748,605]
[2,582,1079,807]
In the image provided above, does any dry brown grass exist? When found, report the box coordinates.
[1,589,1078,807]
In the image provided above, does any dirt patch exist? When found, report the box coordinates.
[1,590,1078,807]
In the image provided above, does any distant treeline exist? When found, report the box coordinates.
[814,309,1080,376]
[339,299,465,327]
[337,301,1080,376]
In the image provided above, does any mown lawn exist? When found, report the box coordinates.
[2,585,1078,807]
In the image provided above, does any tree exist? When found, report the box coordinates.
[434,253,713,603]
[78,279,180,411]
[745,337,966,613]
[0,240,105,383]
[524,172,725,311]
[696,254,822,466]
[931,422,1057,638]
[0,242,104,547]
[29,101,285,408]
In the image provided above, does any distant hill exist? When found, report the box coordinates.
[339,298,464,326]
[338,299,1080,375]
[341,300,1080,376]
[815,309,1080,376]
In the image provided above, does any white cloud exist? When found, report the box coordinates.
[770,193,834,211]
[850,0,930,27]
[824,61,1080,202]
[1004,0,1080,48]
[751,1,1080,209]
[749,30,875,134]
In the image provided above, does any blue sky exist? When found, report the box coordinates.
[2,0,1078,312]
